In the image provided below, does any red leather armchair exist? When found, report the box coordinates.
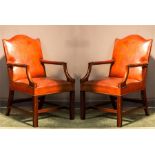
[80,35,153,127]
[3,35,75,127]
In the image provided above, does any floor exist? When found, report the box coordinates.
[0,100,155,128]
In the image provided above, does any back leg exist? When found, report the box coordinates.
[38,96,45,109]
[141,89,149,116]
[110,95,117,109]
[6,90,14,116]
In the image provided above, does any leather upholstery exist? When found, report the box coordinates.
[81,35,152,96]
[3,35,46,81]
[80,34,153,127]
[11,78,74,96]
[110,35,152,81]
[81,77,144,96]
[3,35,74,96]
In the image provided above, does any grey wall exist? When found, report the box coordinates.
[0,25,155,105]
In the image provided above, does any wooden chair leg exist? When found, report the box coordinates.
[110,95,117,109]
[117,96,122,127]
[141,89,149,116]
[80,91,85,120]
[69,91,75,120]
[6,90,14,116]
[38,96,45,109]
[33,96,39,127]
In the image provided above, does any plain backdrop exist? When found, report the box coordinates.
[0,1,155,155]
[0,25,155,104]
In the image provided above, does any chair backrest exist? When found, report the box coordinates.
[3,35,46,81]
[109,35,152,81]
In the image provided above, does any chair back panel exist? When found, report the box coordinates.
[110,35,152,81]
[3,35,46,81]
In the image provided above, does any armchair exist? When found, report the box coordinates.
[3,35,75,127]
[80,35,152,127]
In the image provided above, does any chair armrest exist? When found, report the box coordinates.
[7,62,37,88]
[118,63,148,88]
[127,63,148,67]
[7,63,27,67]
[80,60,114,82]
[89,60,114,65]
[40,59,66,65]
[41,59,75,82]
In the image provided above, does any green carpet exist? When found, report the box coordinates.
[0,102,155,128]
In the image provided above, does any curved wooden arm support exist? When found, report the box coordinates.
[118,63,148,88]
[41,59,75,82]
[7,63,37,88]
[80,60,114,82]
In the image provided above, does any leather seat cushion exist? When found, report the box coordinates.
[11,77,74,95]
[81,77,144,96]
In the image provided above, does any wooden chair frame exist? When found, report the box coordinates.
[80,61,148,127]
[80,35,152,127]
[3,35,75,127]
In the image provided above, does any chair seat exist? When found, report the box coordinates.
[81,77,144,96]
[11,77,74,96]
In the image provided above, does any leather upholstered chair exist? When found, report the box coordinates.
[80,35,152,127]
[2,35,75,127]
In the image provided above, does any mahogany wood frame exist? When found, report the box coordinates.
[6,59,75,127]
[80,60,149,127]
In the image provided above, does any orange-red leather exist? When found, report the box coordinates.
[3,35,46,81]
[11,77,74,96]
[81,35,152,96]
[110,35,152,81]
[3,35,74,96]
[81,77,144,96]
